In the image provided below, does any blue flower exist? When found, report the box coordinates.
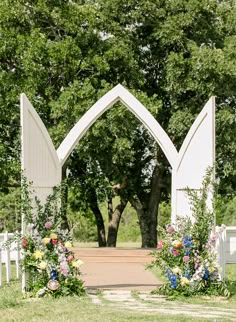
[184,270,191,279]
[183,236,192,248]
[165,268,172,279]
[170,274,177,289]
[203,269,210,280]
[50,269,58,280]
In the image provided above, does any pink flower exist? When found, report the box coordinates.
[172,249,179,256]
[22,237,28,248]
[166,225,175,234]
[183,255,190,263]
[52,239,58,245]
[45,221,52,229]
[61,267,69,277]
[157,241,164,249]
[66,255,74,262]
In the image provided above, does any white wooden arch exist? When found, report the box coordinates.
[21,94,61,203]
[21,84,215,222]
[57,84,178,167]
[172,97,215,222]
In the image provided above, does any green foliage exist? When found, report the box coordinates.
[223,197,236,226]
[1,0,236,241]
[188,169,214,249]
[68,209,97,242]
[116,202,141,243]
[0,188,21,232]
[215,196,236,226]
[158,201,171,229]
[66,184,98,242]
[225,264,236,297]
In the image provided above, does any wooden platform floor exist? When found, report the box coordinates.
[73,247,161,291]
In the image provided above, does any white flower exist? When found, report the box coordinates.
[38,261,47,270]
[172,267,181,275]
[65,241,72,248]
[58,254,66,262]
[60,260,70,276]
[72,259,84,268]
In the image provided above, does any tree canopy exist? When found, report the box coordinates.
[0,0,236,245]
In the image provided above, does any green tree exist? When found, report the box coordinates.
[1,0,236,247]
[0,189,21,232]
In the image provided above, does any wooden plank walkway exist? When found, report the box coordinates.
[73,247,160,291]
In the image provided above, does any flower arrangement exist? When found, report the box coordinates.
[21,179,85,298]
[151,221,227,296]
[150,171,230,297]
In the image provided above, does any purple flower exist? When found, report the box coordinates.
[44,221,52,229]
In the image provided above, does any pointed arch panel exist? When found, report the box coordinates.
[57,84,178,168]
[172,97,215,221]
[20,94,61,203]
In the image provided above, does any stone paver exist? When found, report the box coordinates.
[89,290,236,321]
[74,247,236,320]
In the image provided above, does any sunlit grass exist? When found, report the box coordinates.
[0,280,213,322]
[0,264,235,321]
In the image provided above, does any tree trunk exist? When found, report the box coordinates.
[107,197,128,247]
[147,165,162,247]
[130,197,152,248]
[90,202,107,247]
[130,165,162,248]
[60,165,70,231]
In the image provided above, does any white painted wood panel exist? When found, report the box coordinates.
[225,227,236,263]
[21,86,215,224]
[20,94,61,204]
[172,97,215,222]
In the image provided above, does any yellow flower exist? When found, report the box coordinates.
[172,267,181,275]
[180,277,190,286]
[72,260,84,268]
[50,233,57,240]
[172,240,182,248]
[33,250,44,260]
[209,266,215,273]
[38,261,47,270]
[43,237,51,245]
[65,241,72,248]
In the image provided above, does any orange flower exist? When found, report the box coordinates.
[172,240,182,249]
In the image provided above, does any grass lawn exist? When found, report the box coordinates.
[0,280,225,322]
[0,263,235,321]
